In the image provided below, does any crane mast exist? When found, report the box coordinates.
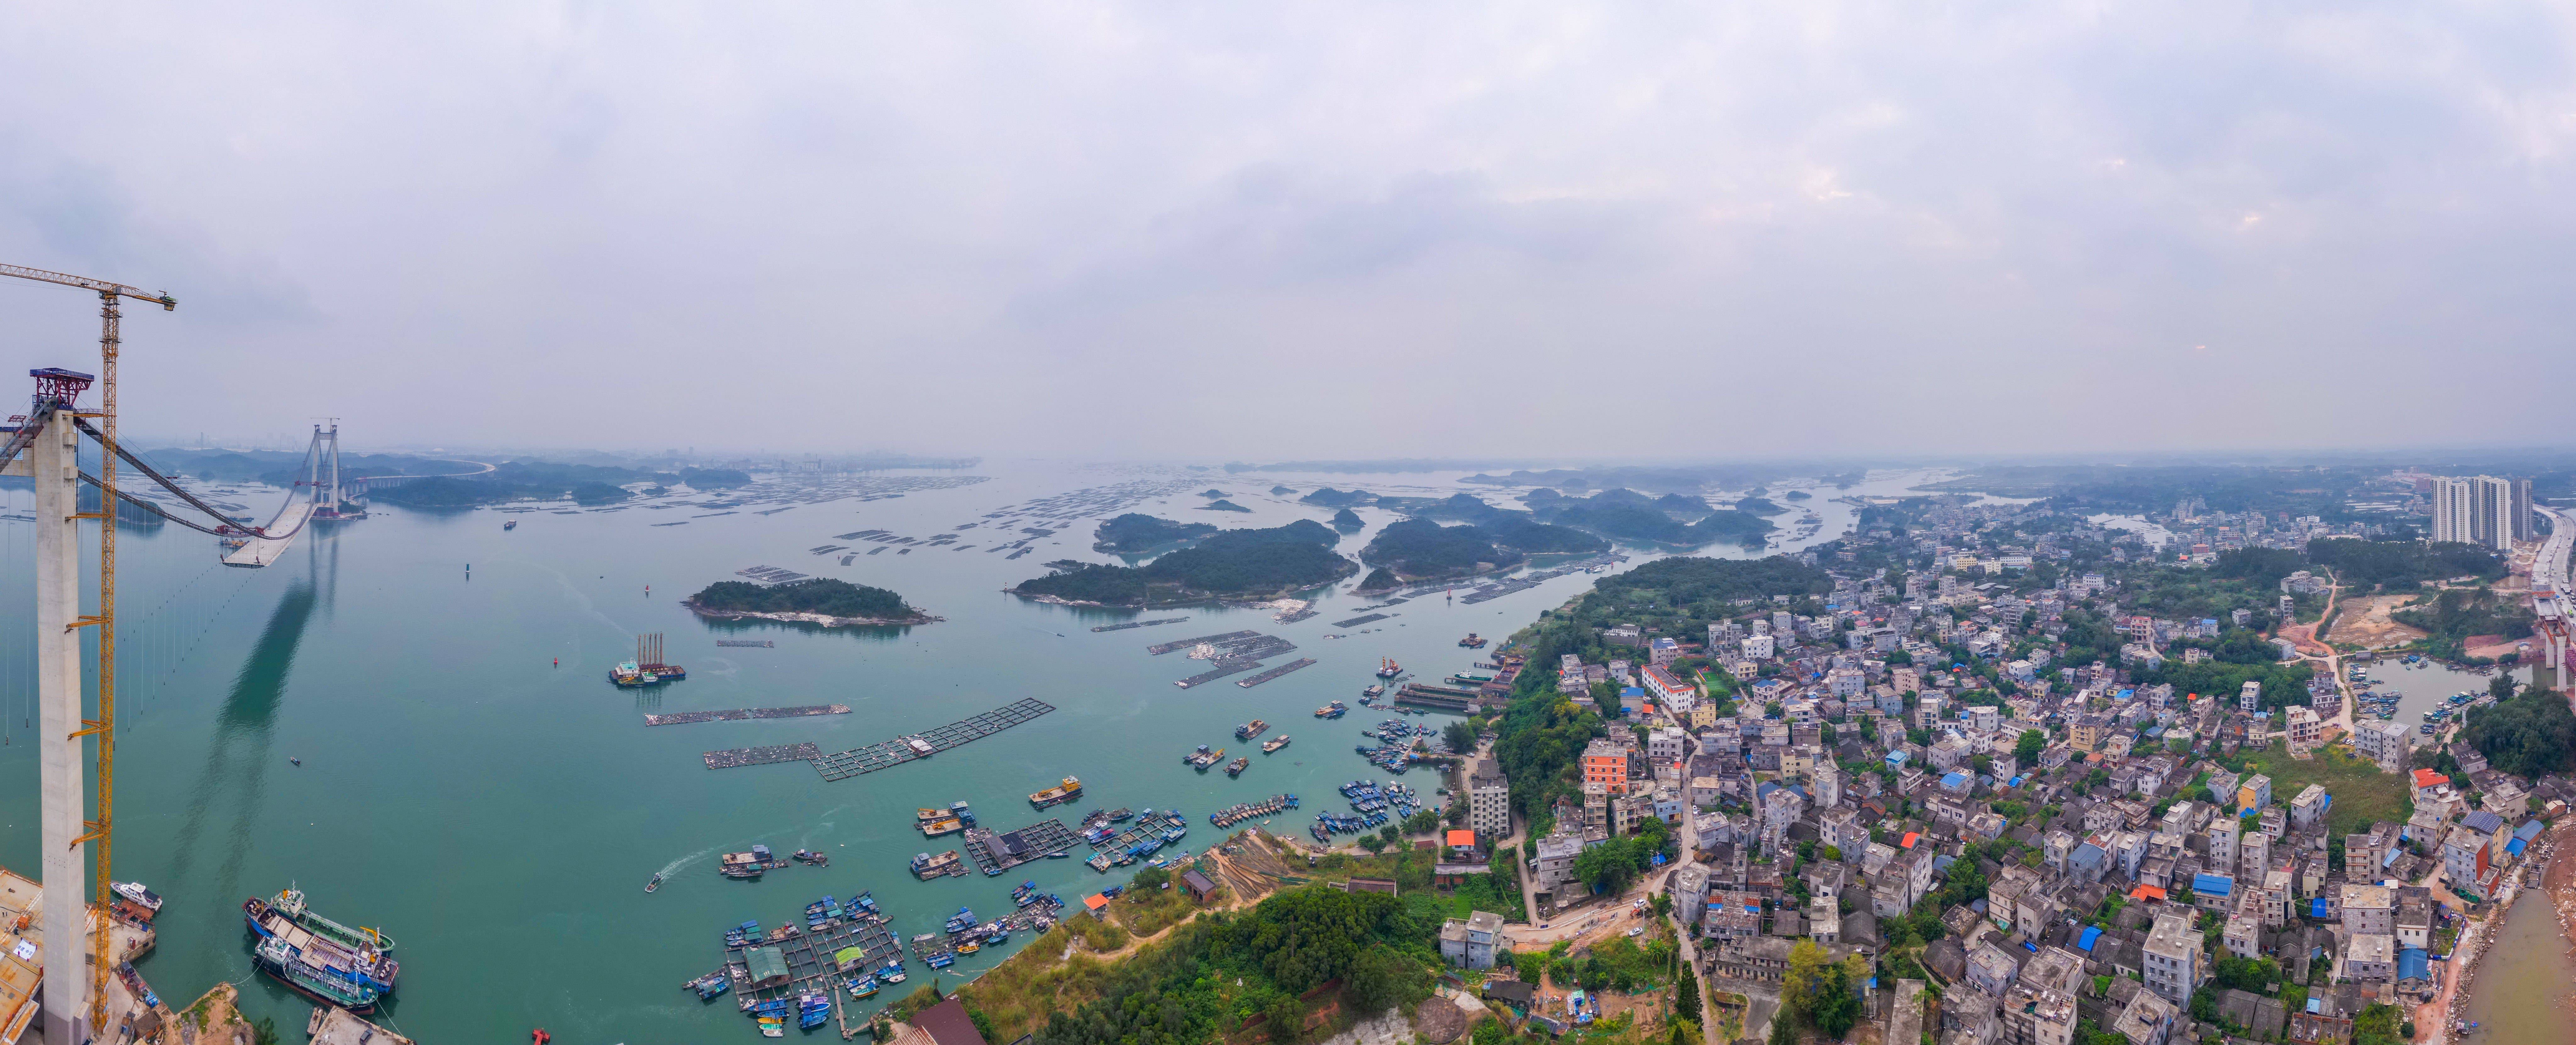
[0,263,172,1041]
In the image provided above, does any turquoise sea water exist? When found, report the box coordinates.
[0,462,1921,1040]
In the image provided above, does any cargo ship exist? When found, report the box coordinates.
[920,816,965,837]
[1029,776,1084,808]
[1315,700,1346,718]
[1224,757,1250,777]
[1233,719,1269,741]
[1262,734,1291,754]
[243,889,397,1012]
[1185,746,1225,769]
[911,850,965,878]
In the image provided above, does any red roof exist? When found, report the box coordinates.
[1446,829,1477,847]
[2130,885,2168,901]
[2413,769,2450,788]
[1082,893,1109,910]
[1901,832,1920,849]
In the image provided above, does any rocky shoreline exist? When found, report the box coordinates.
[682,600,941,628]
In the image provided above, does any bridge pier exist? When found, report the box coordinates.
[32,409,91,1045]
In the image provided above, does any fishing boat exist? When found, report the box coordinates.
[792,849,829,865]
[1458,633,1486,647]
[956,937,982,954]
[687,971,731,1000]
[911,850,965,879]
[921,816,965,837]
[881,960,907,983]
[1375,658,1402,679]
[1225,757,1250,777]
[1234,719,1269,741]
[1086,853,1113,872]
[1029,776,1084,808]
[1262,734,1291,754]
[503,520,517,530]
[1187,747,1226,769]
[644,873,662,894]
[847,976,881,999]
[1108,808,1135,822]
[1360,684,1383,699]
[1315,700,1346,718]
[950,800,976,825]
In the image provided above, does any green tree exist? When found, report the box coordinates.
[2015,729,2047,764]
[1344,948,1430,1014]
[1263,994,1307,1044]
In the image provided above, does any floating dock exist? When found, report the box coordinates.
[703,743,823,769]
[1330,613,1395,628]
[1236,659,1317,688]
[1393,684,1485,713]
[719,903,906,1018]
[1147,630,1262,655]
[715,640,775,648]
[1176,659,1263,689]
[808,698,1058,782]
[961,819,1080,874]
[648,704,851,727]
[1091,617,1191,633]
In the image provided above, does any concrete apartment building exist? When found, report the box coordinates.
[1467,759,1511,838]
[1440,911,1503,969]
[2143,910,2200,1004]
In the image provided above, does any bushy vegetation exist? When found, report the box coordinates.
[1329,508,1364,530]
[1013,520,1356,605]
[1029,887,1438,1045]
[1591,556,1832,611]
[2392,587,2535,661]
[1092,513,1218,553]
[2306,539,2502,591]
[1358,517,1604,580]
[1355,567,1401,593]
[687,578,921,620]
[2462,683,2576,777]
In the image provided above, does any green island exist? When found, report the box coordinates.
[1354,566,1402,593]
[1359,517,1606,581]
[1091,514,1220,554]
[682,578,935,626]
[358,460,752,508]
[1010,520,1356,606]
[1329,507,1365,531]
[1200,499,1252,512]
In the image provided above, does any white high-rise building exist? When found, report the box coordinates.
[2432,475,2532,550]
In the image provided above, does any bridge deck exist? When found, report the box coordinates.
[222,502,315,568]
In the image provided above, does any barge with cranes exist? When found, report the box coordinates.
[1027,776,1084,808]
[243,888,399,1014]
[610,632,687,687]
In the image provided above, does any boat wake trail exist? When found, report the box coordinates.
[658,845,719,879]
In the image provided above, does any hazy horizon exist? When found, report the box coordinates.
[7,3,2574,459]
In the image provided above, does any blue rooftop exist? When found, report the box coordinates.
[2077,926,2101,951]
[2398,948,2430,981]
[2193,872,2234,896]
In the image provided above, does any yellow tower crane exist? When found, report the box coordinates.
[0,262,174,1035]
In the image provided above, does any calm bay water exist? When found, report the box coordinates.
[0,462,1925,1040]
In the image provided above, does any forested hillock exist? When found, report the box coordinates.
[1360,517,1606,580]
[1091,513,1218,553]
[686,578,925,622]
[1012,520,1355,605]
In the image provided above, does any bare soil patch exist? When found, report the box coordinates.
[2326,595,2428,647]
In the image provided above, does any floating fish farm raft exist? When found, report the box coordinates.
[808,698,1057,781]
[712,895,906,1029]
[703,743,824,769]
[962,819,1081,874]
[1176,660,1262,689]
[647,705,851,726]
[1236,658,1317,688]
[1146,630,1261,655]
[714,640,775,648]
[698,699,1056,779]
[1091,617,1191,633]
[1330,613,1394,628]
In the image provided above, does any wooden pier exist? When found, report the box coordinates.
[1176,659,1263,688]
[1146,630,1261,655]
[961,819,1081,874]
[1091,617,1191,633]
[648,704,851,726]
[808,698,1057,782]
[703,743,823,769]
[1235,658,1317,687]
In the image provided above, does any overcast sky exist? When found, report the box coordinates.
[2,3,2571,461]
